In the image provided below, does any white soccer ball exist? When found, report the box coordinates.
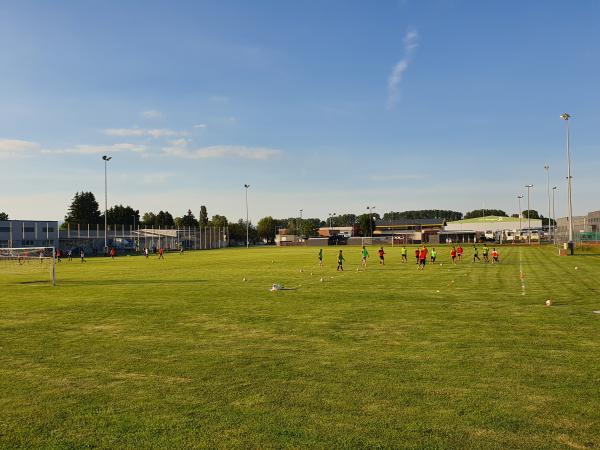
[320,277,324,282]
[242,277,247,282]
[436,290,440,293]
[300,269,303,273]
[575,266,578,270]
[545,299,553,306]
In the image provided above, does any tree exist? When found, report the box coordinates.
[156,211,175,227]
[356,213,379,236]
[300,218,321,237]
[257,216,278,243]
[0,212,8,221]
[142,212,157,227]
[511,214,519,218]
[209,214,228,229]
[330,214,356,227]
[521,210,540,220]
[464,209,507,219]
[104,204,140,226]
[228,219,257,244]
[64,191,102,226]
[199,206,209,227]
[180,209,198,227]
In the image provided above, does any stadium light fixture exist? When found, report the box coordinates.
[244,184,250,248]
[560,113,574,254]
[525,185,533,245]
[552,186,558,245]
[102,155,112,253]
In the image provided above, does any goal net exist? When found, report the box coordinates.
[0,247,56,286]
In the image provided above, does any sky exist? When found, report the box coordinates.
[1,0,599,222]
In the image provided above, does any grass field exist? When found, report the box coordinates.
[1,245,599,449]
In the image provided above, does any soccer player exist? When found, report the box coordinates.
[430,247,437,264]
[318,248,323,267]
[415,248,420,264]
[337,250,345,271]
[158,248,165,260]
[144,248,149,258]
[450,246,457,264]
[492,248,499,263]
[110,247,117,260]
[378,247,385,265]
[401,246,408,263]
[457,245,463,261]
[473,245,480,262]
[68,249,73,262]
[418,246,428,270]
[361,246,369,268]
[80,249,86,263]
[482,244,490,263]
[56,249,62,263]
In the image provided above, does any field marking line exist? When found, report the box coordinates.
[519,246,526,296]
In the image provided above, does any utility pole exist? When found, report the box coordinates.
[102,155,112,253]
[525,184,533,245]
[244,184,250,248]
[560,113,574,254]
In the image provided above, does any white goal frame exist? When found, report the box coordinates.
[0,247,56,286]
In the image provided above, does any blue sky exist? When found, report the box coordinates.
[1,0,599,222]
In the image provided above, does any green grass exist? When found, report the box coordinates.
[1,245,599,449]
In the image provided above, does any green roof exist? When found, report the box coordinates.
[449,216,522,224]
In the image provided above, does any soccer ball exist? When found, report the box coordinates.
[356,268,359,272]
[320,277,324,282]
[545,299,553,306]
[242,277,247,282]
[300,269,303,273]
[575,266,578,270]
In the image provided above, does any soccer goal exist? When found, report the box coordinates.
[0,247,56,286]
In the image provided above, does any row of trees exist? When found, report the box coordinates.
[56,191,558,240]
[0,212,9,221]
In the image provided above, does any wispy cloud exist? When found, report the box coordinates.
[103,128,188,138]
[387,28,419,110]
[193,123,207,129]
[209,95,229,103]
[0,139,40,159]
[43,143,147,155]
[142,109,162,119]
[162,140,282,160]
[142,173,174,184]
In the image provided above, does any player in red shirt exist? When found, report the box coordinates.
[457,245,463,261]
[450,247,457,264]
[414,248,420,265]
[418,246,428,270]
[378,247,385,265]
[110,247,117,260]
[492,248,499,264]
[158,248,165,260]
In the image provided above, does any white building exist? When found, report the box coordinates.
[0,220,59,248]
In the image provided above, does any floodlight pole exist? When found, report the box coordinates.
[367,206,375,237]
[552,186,558,245]
[102,155,112,253]
[544,165,551,241]
[299,209,303,239]
[517,195,524,239]
[525,185,533,245]
[244,184,250,248]
[560,113,574,255]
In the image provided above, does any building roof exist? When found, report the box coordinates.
[448,216,522,224]
[375,218,446,227]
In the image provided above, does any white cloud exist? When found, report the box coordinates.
[193,123,207,129]
[387,28,419,110]
[103,128,188,138]
[142,109,162,119]
[162,141,282,160]
[0,139,40,158]
[43,143,147,155]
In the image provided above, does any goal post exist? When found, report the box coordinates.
[0,247,56,286]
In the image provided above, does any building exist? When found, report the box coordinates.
[555,210,600,242]
[317,226,357,238]
[0,220,59,248]
[445,216,542,239]
[374,219,447,243]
